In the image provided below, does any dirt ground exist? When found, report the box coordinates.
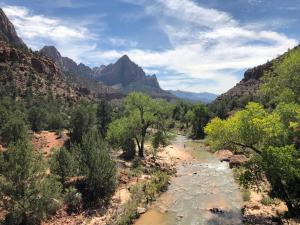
[32,130,69,157]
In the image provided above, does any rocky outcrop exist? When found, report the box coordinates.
[39,45,123,100]
[229,155,248,168]
[216,62,273,102]
[214,150,248,168]
[0,41,83,102]
[0,8,27,49]
[97,55,175,99]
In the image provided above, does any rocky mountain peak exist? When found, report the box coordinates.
[40,46,62,61]
[0,8,27,48]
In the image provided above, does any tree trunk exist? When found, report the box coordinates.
[139,137,144,157]
[277,179,297,216]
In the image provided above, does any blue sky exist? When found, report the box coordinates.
[1,0,299,94]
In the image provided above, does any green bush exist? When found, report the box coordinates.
[261,195,274,206]
[121,139,136,160]
[2,112,27,144]
[242,189,251,201]
[79,129,117,203]
[50,148,77,189]
[0,140,62,225]
[64,187,82,214]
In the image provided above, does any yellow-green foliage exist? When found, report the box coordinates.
[205,101,300,214]
[205,102,288,152]
[261,47,300,105]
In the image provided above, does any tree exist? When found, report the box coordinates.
[2,111,27,144]
[96,99,112,138]
[78,129,117,202]
[205,102,300,215]
[70,104,96,142]
[108,93,173,158]
[50,148,77,190]
[188,103,209,139]
[107,117,137,160]
[0,140,62,224]
[124,93,156,157]
[28,106,48,132]
[261,48,300,105]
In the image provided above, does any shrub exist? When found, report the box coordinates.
[50,148,77,189]
[121,139,136,160]
[242,189,251,201]
[79,129,117,203]
[64,187,82,214]
[0,140,62,224]
[261,195,274,206]
[2,112,27,144]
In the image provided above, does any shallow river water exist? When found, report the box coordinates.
[134,135,243,225]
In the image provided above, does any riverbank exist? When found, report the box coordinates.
[134,135,243,225]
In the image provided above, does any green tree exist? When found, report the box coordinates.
[205,102,300,215]
[108,93,173,158]
[188,103,209,139]
[70,104,96,142]
[50,148,77,190]
[261,47,300,105]
[2,111,27,144]
[28,106,48,132]
[96,99,112,138]
[107,117,137,159]
[0,140,62,225]
[79,129,117,202]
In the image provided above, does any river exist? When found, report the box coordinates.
[134,135,243,225]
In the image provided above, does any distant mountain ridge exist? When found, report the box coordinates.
[0,8,123,102]
[40,46,175,99]
[168,90,217,103]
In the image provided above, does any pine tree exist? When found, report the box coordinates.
[0,140,62,225]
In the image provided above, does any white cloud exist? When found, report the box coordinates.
[2,5,98,61]
[2,1,298,94]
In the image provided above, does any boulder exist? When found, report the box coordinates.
[214,149,234,162]
[137,207,146,214]
[229,155,248,168]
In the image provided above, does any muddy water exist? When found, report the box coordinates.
[134,135,243,225]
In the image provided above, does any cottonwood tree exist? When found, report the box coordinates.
[108,92,172,158]
[205,102,300,215]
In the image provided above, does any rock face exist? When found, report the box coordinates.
[39,46,90,76]
[0,41,81,102]
[39,46,123,100]
[214,45,300,110]
[216,62,273,102]
[97,55,175,99]
[0,9,27,49]
[0,9,123,102]
[98,55,159,88]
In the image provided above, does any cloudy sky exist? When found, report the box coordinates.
[1,0,299,94]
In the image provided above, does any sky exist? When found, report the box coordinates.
[1,0,299,94]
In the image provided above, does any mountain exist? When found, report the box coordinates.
[39,46,93,76]
[0,8,27,49]
[210,45,300,117]
[39,46,123,100]
[40,46,175,99]
[168,90,217,103]
[0,9,122,102]
[96,55,175,99]
[216,62,273,103]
